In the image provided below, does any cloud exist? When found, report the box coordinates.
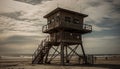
[0,0,120,54]
[83,36,120,54]
[0,43,36,54]
[112,0,120,6]
[14,0,52,5]
[84,36,120,41]
[92,25,111,31]
[0,13,43,33]
[0,35,45,54]
[0,11,41,21]
[0,0,34,13]
[0,35,43,46]
[1,0,119,32]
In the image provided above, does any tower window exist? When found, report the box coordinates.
[56,16,60,22]
[51,18,55,22]
[65,17,71,23]
[73,19,80,24]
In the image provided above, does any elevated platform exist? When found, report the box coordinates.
[42,23,92,34]
[45,41,82,46]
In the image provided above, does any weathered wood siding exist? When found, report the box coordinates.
[61,11,84,24]
[42,9,92,44]
[44,10,85,32]
[47,11,61,29]
[49,32,82,44]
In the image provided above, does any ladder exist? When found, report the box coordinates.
[32,36,52,64]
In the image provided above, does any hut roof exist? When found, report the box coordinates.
[44,7,88,18]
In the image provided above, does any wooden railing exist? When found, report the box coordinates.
[83,24,92,31]
[42,23,92,33]
[32,40,43,61]
[32,36,50,62]
[42,22,60,32]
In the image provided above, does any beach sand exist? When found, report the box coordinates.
[0,56,120,69]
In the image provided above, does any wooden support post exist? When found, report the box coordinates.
[45,51,49,63]
[65,45,69,63]
[61,42,64,65]
[80,43,87,64]
[48,46,60,62]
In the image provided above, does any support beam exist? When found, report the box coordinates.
[80,43,87,64]
[44,50,49,63]
[48,46,60,62]
[65,45,69,63]
[68,45,80,57]
[60,42,64,65]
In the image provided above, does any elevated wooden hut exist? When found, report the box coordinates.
[32,7,92,65]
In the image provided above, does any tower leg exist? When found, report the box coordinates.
[80,43,87,64]
[65,45,69,63]
[45,51,49,63]
[61,43,64,65]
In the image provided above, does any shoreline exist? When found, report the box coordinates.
[0,55,120,69]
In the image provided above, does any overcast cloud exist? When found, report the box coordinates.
[0,0,120,55]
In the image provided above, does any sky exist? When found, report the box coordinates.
[0,0,120,55]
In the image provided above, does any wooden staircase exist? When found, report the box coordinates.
[32,36,52,64]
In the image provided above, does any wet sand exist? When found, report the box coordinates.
[0,56,120,69]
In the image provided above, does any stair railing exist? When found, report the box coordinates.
[32,35,50,62]
[44,35,50,42]
[32,40,43,61]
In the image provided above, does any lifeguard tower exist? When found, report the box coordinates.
[32,8,92,65]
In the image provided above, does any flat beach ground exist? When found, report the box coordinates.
[0,56,120,69]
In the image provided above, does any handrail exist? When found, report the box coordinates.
[42,23,92,32]
[32,35,50,61]
[32,40,43,61]
[83,24,92,31]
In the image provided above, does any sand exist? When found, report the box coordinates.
[0,56,120,69]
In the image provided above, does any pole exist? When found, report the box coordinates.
[81,43,87,64]
[60,42,64,65]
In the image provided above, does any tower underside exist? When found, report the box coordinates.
[32,35,89,65]
[32,24,92,65]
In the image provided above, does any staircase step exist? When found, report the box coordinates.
[32,39,52,64]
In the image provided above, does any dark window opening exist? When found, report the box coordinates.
[65,17,71,23]
[77,36,80,39]
[56,16,60,22]
[48,20,51,24]
[51,18,55,22]
[73,19,80,24]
